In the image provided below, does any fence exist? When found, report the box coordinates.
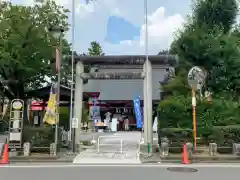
[97,136,123,154]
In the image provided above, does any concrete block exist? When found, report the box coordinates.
[23,142,31,156]
[209,143,217,156]
[186,142,193,158]
[233,143,240,155]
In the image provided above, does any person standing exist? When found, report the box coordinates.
[124,117,129,131]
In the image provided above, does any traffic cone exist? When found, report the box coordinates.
[181,144,189,164]
[0,144,9,164]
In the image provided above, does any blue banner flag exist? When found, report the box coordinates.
[133,96,142,128]
[93,98,97,118]
[92,98,98,126]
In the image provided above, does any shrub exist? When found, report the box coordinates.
[158,95,240,139]
[158,128,193,145]
[22,125,62,147]
[208,125,240,144]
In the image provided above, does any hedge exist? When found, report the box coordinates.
[22,125,62,148]
[208,125,240,144]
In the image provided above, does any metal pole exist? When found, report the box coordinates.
[54,35,62,156]
[69,0,75,150]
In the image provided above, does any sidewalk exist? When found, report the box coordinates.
[73,132,142,164]
[140,153,240,163]
[8,152,77,163]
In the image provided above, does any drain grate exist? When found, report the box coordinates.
[167,167,198,173]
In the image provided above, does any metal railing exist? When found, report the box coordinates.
[97,136,123,154]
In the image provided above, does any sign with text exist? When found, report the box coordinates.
[72,117,79,128]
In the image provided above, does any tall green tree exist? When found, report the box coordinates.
[192,0,238,33]
[159,0,240,131]
[167,0,240,97]
[0,0,70,99]
[88,41,105,56]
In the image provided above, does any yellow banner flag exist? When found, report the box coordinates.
[43,89,57,125]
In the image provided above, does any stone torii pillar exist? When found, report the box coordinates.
[73,61,84,151]
[143,60,153,153]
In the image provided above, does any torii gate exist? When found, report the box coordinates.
[72,55,178,152]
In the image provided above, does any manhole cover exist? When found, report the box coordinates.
[167,167,198,173]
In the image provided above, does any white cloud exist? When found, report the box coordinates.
[12,0,185,55]
[73,0,185,54]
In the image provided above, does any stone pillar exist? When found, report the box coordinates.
[73,61,84,151]
[143,62,148,143]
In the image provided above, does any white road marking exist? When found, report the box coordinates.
[2,163,240,168]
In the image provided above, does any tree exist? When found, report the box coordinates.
[168,0,240,97]
[192,0,238,33]
[0,0,70,99]
[88,41,105,56]
[158,0,240,138]
[158,50,169,55]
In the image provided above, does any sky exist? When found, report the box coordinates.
[10,0,193,55]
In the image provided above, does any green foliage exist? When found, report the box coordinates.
[169,0,240,97]
[158,128,192,139]
[161,69,190,96]
[192,0,238,33]
[0,0,70,98]
[22,125,56,147]
[88,41,104,56]
[210,125,240,145]
[158,95,240,137]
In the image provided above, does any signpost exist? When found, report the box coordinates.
[187,66,206,152]
[9,99,24,151]
[72,117,79,129]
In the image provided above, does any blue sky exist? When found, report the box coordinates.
[105,16,140,44]
[104,0,191,45]
[12,0,192,54]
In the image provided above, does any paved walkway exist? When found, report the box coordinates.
[73,132,141,164]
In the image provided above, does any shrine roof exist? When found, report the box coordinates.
[68,55,178,66]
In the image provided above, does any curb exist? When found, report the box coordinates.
[8,159,74,163]
[141,158,240,163]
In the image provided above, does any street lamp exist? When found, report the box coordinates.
[49,26,64,156]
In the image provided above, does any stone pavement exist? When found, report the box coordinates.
[73,132,142,164]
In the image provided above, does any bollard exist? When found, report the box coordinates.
[91,135,97,145]
[50,143,56,156]
[160,137,169,157]
[120,140,123,154]
[209,143,217,156]
[186,142,193,158]
[233,143,240,155]
[23,142,30,156]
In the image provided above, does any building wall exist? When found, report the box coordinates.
[83,64,171,101]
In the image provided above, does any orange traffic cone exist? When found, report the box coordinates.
[0,144,9,164]
[181,144,189,164]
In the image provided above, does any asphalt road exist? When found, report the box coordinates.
[2,164,240,180]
